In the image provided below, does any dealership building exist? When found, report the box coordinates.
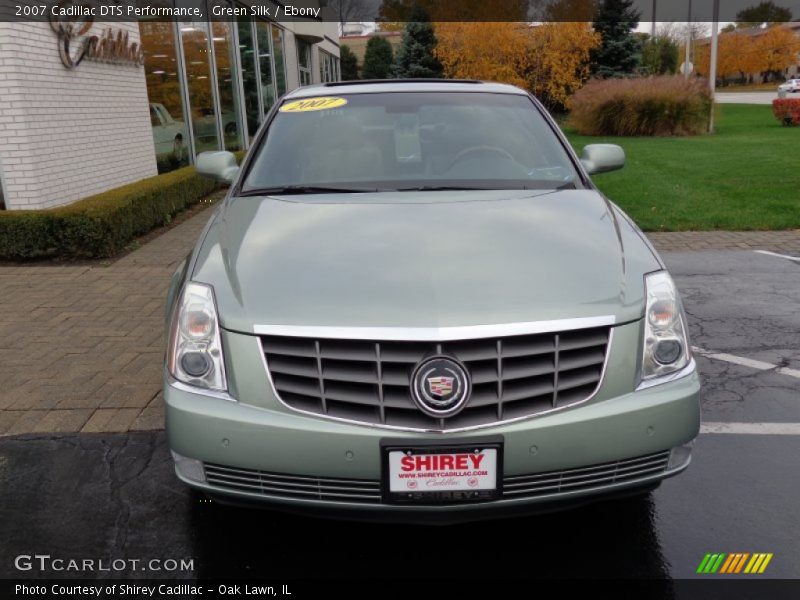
[0,2,340,210]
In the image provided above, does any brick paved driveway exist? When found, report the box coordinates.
[1,206,799,435]
[0,208,213,436]
[647,230,800,253]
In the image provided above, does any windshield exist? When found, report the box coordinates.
[242,92,580,193]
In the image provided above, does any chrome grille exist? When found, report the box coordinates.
[503,451,670,498]
[261,325,611,431]
[203,450,669,505]
[204,463,382,503]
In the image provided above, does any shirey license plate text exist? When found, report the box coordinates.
[388,449,498,492]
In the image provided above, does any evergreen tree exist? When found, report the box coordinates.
[362,36,395,79]
[642,36,679,75]
[590,0,641,77]
[393,5,443,79]
[340,45,359,80]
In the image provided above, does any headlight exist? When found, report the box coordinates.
[167,282,227,392]
[641,271,691,384]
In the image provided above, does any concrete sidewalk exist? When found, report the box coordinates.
[1,204,799,436]
[715,91,778,105]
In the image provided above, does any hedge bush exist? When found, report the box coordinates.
[772,98,800,126]
[569,76,713,136]
[0,166,220,260]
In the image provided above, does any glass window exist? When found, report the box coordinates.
[243,93,580,192]
[320,50,339,83]
[180,20,221,154]
[297,40,312,86]
[256,21,276,113]
[236,17,260,141]
[209,14,244,152]
[271,24,287,97]
[139,20,190,173]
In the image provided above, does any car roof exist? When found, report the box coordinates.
[282,79,529,99]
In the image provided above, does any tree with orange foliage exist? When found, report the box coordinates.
[696,31,757,81]
[754,26,800,78]
[696,26,800,83]
[434,22,599,110]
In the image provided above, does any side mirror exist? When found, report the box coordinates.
[580,144,625,175]
[195,151,240,183]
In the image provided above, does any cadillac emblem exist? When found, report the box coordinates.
[410,356,471,417]
[427,376,454,398]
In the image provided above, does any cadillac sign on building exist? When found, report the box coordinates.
[0,0,340,211]
[49,14,144,69]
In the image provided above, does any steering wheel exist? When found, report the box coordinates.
[445,145,516,173]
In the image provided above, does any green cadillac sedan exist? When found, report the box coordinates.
[164,80,699,522]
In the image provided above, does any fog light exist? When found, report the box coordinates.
[654,339,682,365]
[180,352,211,377]
[171,451,206,483]
[668,443,693,470]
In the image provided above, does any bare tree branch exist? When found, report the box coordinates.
[325,0,378,25]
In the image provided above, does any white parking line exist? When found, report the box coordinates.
[754,249,800,263]
[692,347,774,371]
[694,348,800,435]
[701,422,800,435]
[692,346,800,380]
[777,366,800,378]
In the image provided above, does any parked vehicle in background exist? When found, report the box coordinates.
[778,79,800,93]
[193,108,241,147]
[165,80,700,523]
[150,103,188,164]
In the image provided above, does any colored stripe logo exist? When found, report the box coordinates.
[697,553,773,574]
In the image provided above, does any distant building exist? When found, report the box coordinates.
[341,23,375,37]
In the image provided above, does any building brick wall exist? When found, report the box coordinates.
[0,21,157,210]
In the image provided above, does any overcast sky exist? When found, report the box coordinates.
[635,21,731,34]
[349,0,798,22]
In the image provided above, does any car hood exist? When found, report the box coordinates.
[192,190,660,333]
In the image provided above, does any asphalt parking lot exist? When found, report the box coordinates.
[1,244,798,585]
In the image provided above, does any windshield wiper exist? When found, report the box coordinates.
[240,185,379,196]
[242,182,577,196]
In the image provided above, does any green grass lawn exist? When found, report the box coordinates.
[564,104,800,231]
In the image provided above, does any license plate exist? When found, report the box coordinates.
[382,440,502,504]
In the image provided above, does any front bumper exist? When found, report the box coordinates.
[165,354,700,521]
